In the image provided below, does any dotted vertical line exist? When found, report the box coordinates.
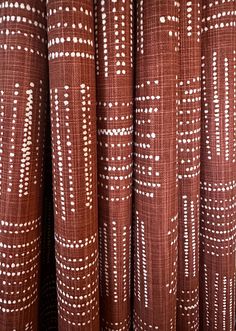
[183,196,189,277]
[136,0,140,54]
[64,85,74,213]
[191,199,197,277]
[54,88,66,221]
[224,58,230,161]
[81,83,93,209]
[122,225,127,302]
[130,0,133,68]
[204,265,210,327]
[197,2,201,42]
[233,50,236,163]
[139,0,144,54]
[186,1,193,37]
[212,51,221,157]
[101,0,108,77]
[229,277,233,330]
[140,220,148,308]
[19,82,34,197]
[94,0,99,76]
[222,276,227,330]
[0,89,4,195]
[134,211,141,302]
[128,225,131,299]
[103,223,109,297]
[99,226,103,297]
[112,221,118,302]
[202,55,211,159]
[7,83,19,193]
[213,273,219,329]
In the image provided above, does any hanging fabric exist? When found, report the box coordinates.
[0,1,235,330]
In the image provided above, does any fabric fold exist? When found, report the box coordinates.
[133,1,180,329]
[94,0,133,329]
[47,1,99,329]
[0,0,48,329]
[0,1,235,330]
[200,1,236,330]
[177,1,202,330]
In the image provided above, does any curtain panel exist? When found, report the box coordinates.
[0,0,235,330]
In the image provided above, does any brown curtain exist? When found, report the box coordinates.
[0,1,235,330]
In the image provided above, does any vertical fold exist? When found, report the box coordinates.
[177,1,201,330]
[94,0,133,329]
[39,113,58,331]
[47,1,99,330]
[200,1,236,330]
[0,0,48,329]
[133,1,180,330]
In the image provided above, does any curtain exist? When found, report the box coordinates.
[0,0,235,330]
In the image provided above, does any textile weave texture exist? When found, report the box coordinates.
[0,0,235,330]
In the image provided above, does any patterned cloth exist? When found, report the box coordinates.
[0,1,235,330]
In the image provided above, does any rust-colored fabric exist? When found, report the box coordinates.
[47,0,99,329]
[95,0,133,329]
[177,2,201,330]
[200,1,236,330]
[0,1,235,331]
[0,0,48,329]
[133,2,179,329]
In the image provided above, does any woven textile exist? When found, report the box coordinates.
[0,0,48,329]
[0,1,235,331]
[47,0,99,329]
[133,1,179,329]
[200,1,236,330]
[177,2,201,330]
[95,0,133,329]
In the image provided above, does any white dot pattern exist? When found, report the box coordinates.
[95,0,133,329]
[133,1,180,330]
[0,1,235,330]
[0,0,47,329]
[47,0,99,330]
[200,0,236,330]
